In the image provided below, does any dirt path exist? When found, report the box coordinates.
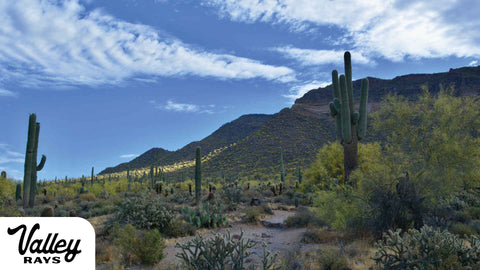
[159,210,305,269]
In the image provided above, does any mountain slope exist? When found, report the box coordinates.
[100,114,273,174]
[201,108,335,179]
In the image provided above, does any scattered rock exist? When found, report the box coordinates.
[261,233,272,238]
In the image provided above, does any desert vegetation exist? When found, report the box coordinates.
[1,52,480,269]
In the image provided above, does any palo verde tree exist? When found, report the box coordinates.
[23,113,47,208]
[329,51,369,185]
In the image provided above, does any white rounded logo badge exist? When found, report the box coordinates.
[0,217,95,269]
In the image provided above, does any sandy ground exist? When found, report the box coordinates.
[159,210,304,269]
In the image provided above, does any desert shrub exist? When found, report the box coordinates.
[450,222,476,237]
[0,205,23,217]
[313,185,364,231]
[317,249,349,270]
[0,177,17,199]
[471,220,480,234]
[365,174,425,236]
[116,194,174,235]
[302,227,342,244]
[90,203,115,217]
[175,231,255,270]
[113,223,165,266]
[468,207,480,219]
[244,207,263,223]
[79,192,96,201]
[181,202,227,228]
[222,186,243,204]
[169,218,197,237]
[374,226,480,269]
[285,206,325,228]
[244,205,272,224]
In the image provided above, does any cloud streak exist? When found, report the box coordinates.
[205,0,480,61]
[0,88,16,97]
[273,47,373,66]
[151,100,215,114]
[0,0,295,87]
[120,154,138,158]
[284,80,328,101]
[0,144,24,164]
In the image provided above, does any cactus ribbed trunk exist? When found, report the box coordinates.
[91,167,94,186]
[280,151,285,183]
[28,122,40,207]
[23,114,36,208]
[343,131,358,185]
[23,114,46,208]
[195,147,201,205]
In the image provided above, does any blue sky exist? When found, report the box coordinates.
[1,0,479,180]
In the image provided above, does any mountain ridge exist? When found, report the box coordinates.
[101,65,480,177]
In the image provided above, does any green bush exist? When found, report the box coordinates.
[468,207,480,219]
[113,223,165,266]
[450,222,476,237]
[116,194,174,235]
[317,249,349,270]
[285,206,325,228]
[374,226,480,269]
[244,206,264,223]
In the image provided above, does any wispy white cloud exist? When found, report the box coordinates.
[205,0,480,61]
[284,80,328,102]
[469,60,478,66]
[0,88,16,97]
[0,0,295,87]
[273,47,373,66]
[151,100,215,114]
[0,144,24,164]
[120,154,138,158]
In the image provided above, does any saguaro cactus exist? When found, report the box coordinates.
[150,165,154,188]
[280,151,285,183]
[329,52,369,185]
[23,114,47,208]
[297,167,302,185]
[91,167,94,186]
[15,184,21,200]
[195,147,201,205]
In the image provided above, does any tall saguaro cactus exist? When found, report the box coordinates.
[195,147,202,205]
[329,52,369,185]
[23,114,47,208]
[280,151,285,183]
[91,167,94,186]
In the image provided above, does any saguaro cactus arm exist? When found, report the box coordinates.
[37,155,46,171]
[357,78,369,139]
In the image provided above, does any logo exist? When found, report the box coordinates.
[0,218,95,269]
